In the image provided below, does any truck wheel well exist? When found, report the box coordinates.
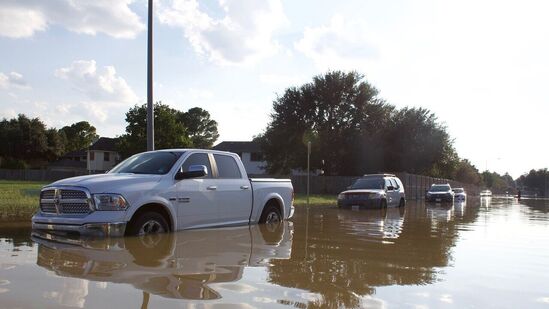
[264,198,283,217]
[128,204,173,233]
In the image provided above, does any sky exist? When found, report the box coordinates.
[0,0,547,178]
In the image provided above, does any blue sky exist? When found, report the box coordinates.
[0,0,547,178]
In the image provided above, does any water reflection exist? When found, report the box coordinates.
[2,198,549,308]
[33,222,293,301]
[268,201,480,308]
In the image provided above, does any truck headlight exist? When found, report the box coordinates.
[93,194,129,211]
[338,193,346,200]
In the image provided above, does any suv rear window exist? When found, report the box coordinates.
[214,154,242,179]
[430,185,451,192]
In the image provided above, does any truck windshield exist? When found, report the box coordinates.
[109,151,184,175]
[350,178,384,190]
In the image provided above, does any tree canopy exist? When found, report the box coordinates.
[117,102,219,158]
[517,168,548,196]
[258,71,461,178]
[59,121,99,153]
[0,114,66,167]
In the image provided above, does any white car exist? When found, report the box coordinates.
[32,149,294,237]
[453,187,467,201]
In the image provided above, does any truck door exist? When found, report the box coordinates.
[212,154,253,225]
[170,152,219,229]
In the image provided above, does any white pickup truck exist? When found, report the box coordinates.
[32,149,294,237]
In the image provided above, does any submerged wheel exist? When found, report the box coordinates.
[127,212,169,236]
[259,203,282,225]
[399,198,406,208]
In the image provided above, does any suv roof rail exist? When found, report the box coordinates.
[362,173,396,177]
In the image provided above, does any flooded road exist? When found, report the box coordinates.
[1,198,549,308]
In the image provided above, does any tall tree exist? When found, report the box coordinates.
[179,107,219,148]
[60,121,99,152]
[0,114,66,166]
[259,71,459,177]
[117,102,198,158]
[260,71,385,175]
[517,168,549,196]
[453,159,481,185]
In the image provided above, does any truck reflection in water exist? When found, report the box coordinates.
[33,222,293,301]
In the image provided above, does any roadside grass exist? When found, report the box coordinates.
[0,180,46,220]
[0,181,337,220]
[294,194,337,206]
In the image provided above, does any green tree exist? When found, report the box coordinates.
[0,114,47,161]
[453,159,481,185]
[179,107,219,148]
[0,114,66,167]
[117,102,193,158]
[517,168,549,196]
[384,107,459,178]
[259,71,459,177]
[45,128,67,161]
[259,71,385,175]
[60,121,99,152]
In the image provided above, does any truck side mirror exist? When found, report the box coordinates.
[175,165,208,180]
[387,186,395,191]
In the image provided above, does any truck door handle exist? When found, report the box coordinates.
[240,185,249,190]
[207,186,217,191]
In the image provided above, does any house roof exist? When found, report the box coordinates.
[212,141,261,153]
[90,137,118,151]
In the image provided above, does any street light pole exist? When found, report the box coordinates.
[146,0,154,151]
[307,141,311,206]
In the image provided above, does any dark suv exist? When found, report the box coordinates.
[337,174,406,209]
[425,184,455,203]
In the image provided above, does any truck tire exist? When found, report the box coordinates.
[399,198,406,208]
[127,211,169,236]
[259,203,282,225]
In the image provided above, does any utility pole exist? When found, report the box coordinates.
[307,141,311,206]
[146,0,154,151]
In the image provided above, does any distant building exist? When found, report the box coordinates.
[213,141,267,176]
[87,137,120,173]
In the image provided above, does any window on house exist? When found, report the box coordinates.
[250,152,263,162]
[90,151,95,161]
[104,152,110,161]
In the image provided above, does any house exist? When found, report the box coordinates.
[87,137,120,173]
[212,141,267,176]
[48,150,87,172]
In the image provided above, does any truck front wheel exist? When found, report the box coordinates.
[127,212,169,236]
[259,203,282,225]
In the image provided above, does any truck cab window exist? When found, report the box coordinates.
[181,153,212,178]
[214,154,242,179]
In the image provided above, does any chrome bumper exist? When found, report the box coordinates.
[32,221,127,238]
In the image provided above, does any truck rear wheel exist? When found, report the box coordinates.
[259,203,282,225]
[127,212,169,236]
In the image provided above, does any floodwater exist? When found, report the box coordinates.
[1,198,549,308]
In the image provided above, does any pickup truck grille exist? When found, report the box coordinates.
[40,188,92,214]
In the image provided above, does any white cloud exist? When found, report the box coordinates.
[0,0,144,39]
[55,60,138,105]
[295,15,378,70]
[0,71,30,90]
[157,0,288,65]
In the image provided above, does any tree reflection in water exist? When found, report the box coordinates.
[268,201,480,308]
